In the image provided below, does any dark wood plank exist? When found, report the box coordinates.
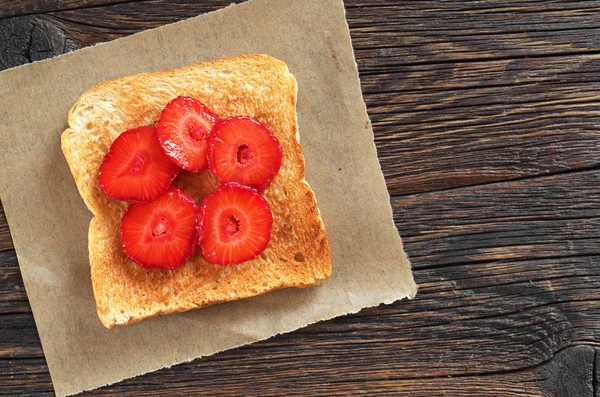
[348,7,600,71]
[2,346,592,397]
[595,350,600,397]
[0,202,14,252]
[369,54,600,195]
[44,1,245,47]
[349,0,600,194]
[540,346,595,397]
[0,0,255,20]
[0,0,134,19]
[0,358,53,396]
[0,351,544,397]
[395,170,600,267]
[0,250,29,314]
[0,312,42,359]
[0,15,78,70]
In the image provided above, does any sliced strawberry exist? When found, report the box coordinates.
[198,183,272,265]
[99,125,180,203]
[156,96,221,172]
[208,116,282,191]
[121,187,199,270]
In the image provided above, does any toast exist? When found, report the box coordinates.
[61,54,332,328]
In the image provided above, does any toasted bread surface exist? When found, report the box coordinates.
[61,54,331,328]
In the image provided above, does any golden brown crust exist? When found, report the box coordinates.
[62,54,331,328]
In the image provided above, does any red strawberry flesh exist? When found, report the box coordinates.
[157,96,220,172]
[99,125,180,203]
[198,183,272,265]
[208,116,282,191]
[121,187,199,270]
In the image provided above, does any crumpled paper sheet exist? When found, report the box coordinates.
[0,0,417,395]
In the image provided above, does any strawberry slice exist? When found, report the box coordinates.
[198,183,272,265]
[156,96,221,172]
[121,187,199,270]
[208,116,282,191]
[99,125,180,203]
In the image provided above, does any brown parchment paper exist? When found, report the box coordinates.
[0,0,417,395]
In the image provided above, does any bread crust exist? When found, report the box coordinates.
[61,54,331,328]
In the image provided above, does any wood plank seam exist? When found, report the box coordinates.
[0,0,142,20]
[389,165,600,201]
[354,50,600,69]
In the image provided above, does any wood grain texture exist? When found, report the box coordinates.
[1,0,600,396]
[540,346,595,397]
[0,203,14,252]
[396,170,600,267]
[0,251,28,315]
[369,55,600,194]
[0,15,78,69]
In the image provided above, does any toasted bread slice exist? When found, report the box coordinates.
[61,54,331,328]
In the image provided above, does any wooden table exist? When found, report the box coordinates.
[2,1,599,396]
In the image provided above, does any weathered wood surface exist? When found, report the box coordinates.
[2,1,600,396]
